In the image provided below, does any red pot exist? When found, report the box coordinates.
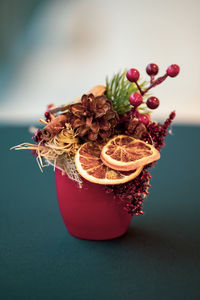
[55,169,132,240]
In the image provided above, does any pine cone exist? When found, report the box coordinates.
[69,94,118,141]
[126,118,147,139]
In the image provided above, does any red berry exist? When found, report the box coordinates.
[129,92,143,107]
[47,104,54,110]
[166,64,180,77]
[146,96,160,109]
[146,63,159,76]
[126,68,140,82]
[138,114,150,125]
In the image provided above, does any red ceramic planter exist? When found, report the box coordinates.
[55,169,132,240]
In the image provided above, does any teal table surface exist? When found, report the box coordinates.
[0,125,200,300]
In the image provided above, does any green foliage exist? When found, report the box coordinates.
[106,70,148,115]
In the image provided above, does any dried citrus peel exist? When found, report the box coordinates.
[101,135,160,171]
[75,142,143,185]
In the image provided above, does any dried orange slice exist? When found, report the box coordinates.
[75,142,143,185]
[101,135,160,171]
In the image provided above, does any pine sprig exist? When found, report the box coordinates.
[106,70,148,115]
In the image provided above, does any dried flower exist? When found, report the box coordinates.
[142,111,176,150]
[106,167,152,215]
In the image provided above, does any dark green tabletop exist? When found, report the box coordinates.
[0,125,200,300]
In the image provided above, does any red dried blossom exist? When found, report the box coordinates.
[33,129,42,143]
[142,111,176,150]
[106,167,152,215]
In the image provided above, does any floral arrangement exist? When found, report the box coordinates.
[13,63,180,215]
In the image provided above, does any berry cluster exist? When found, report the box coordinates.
[126,63,180,125]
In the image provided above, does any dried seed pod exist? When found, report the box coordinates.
[88,85,106,97]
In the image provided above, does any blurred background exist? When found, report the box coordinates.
[0,0,199,124]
